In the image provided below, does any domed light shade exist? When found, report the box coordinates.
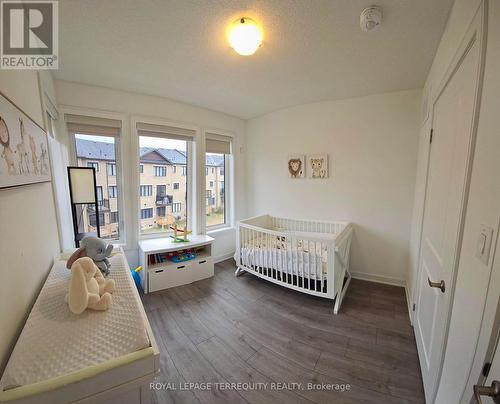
[228,18,262,56]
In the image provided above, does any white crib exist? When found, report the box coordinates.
[235,215,353,314]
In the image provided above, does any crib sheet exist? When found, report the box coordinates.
[0,249,150,390]
[241,246,326,278]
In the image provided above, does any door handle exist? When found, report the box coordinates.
[474,380,500,403]
[428,278,445,293]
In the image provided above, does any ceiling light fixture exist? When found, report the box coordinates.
[228,17,262,56]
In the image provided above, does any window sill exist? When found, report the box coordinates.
[207,225,234,235]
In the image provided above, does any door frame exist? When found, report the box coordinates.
[412,1,488,402]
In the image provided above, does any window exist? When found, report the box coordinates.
[140,185,152,197]
[205,155,227,226]
[96,186,103,206]
[110,211,119,224]
[154,166,167,176]
[205,167,209,175]
[107,163,116,176]
[205,133,231,228]
[139,164,144,174]
[69,114,122,241]
[108,185,117,198]
[173,202,182,213]
[87,161,99,171]
[141,208,153,219]
[139,134,189,235]
[89,212,105,228]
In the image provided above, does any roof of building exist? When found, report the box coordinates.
[76,138,223,166]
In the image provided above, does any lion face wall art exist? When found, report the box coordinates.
[308,154,328,179]
[287,155,305,178]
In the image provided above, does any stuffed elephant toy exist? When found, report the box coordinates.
[66,236,113,276]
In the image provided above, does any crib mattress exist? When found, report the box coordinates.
[0,248,151,392]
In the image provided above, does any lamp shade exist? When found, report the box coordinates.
[68,167,96,204]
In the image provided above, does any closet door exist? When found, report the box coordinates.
[413,11,484,403]
[474,346,500,404]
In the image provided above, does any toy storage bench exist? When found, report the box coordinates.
[139,235,214,293]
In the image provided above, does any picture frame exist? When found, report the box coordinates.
[308,154,328,179]
[0,92,51,189]
[287,155,305,178]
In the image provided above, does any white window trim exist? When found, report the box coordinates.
[62,105,128,246]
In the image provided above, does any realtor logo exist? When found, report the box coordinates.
[1,0,58,69]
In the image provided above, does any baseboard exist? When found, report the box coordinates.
[405,284,414,325]
[214,252,235,264]
[350,271,406,287]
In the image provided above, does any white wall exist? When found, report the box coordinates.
[0,71,60,371]
[54,80,247,265]
[245,89,421,285]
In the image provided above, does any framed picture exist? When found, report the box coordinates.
[0,92,51,189]
[287,155,305,178]
[308,154,328,179]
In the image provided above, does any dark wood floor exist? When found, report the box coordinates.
[142,259,424,404]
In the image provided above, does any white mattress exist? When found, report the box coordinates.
[0,249,150,390]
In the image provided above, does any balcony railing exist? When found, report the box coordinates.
[156,195,173,206]
[87,199,110,211]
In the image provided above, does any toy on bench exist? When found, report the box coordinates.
[167,249,196,263]
[130,266,142,289]
[170,224,191,243]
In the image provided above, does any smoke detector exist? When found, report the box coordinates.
[360,6,382,32]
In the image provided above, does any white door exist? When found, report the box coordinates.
[414,27,482,403]
[474,344,500,404]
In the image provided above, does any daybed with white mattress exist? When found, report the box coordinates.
[235,215,353,314]
[0,248,159,404]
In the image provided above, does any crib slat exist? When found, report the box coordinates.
[307,240,311,291]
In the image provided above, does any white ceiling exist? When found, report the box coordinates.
[55,0,453,119]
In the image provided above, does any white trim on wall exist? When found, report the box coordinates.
[350,271,406,287]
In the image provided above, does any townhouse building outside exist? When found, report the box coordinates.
[75,138,225,239]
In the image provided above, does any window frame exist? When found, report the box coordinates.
[139,184,153,197]
[153,165,167,177]
[205,154,228,230]
[66,110,126,245]
[87,161,99,171]
[107,162,116,176]
[108,185,117,198]
[134,116,195,240]
[204,130,233,232]
[140,208,153,219]
[110,211,119,224]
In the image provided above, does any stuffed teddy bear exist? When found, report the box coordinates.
[66,257,115,314]
[67,236,113,277]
